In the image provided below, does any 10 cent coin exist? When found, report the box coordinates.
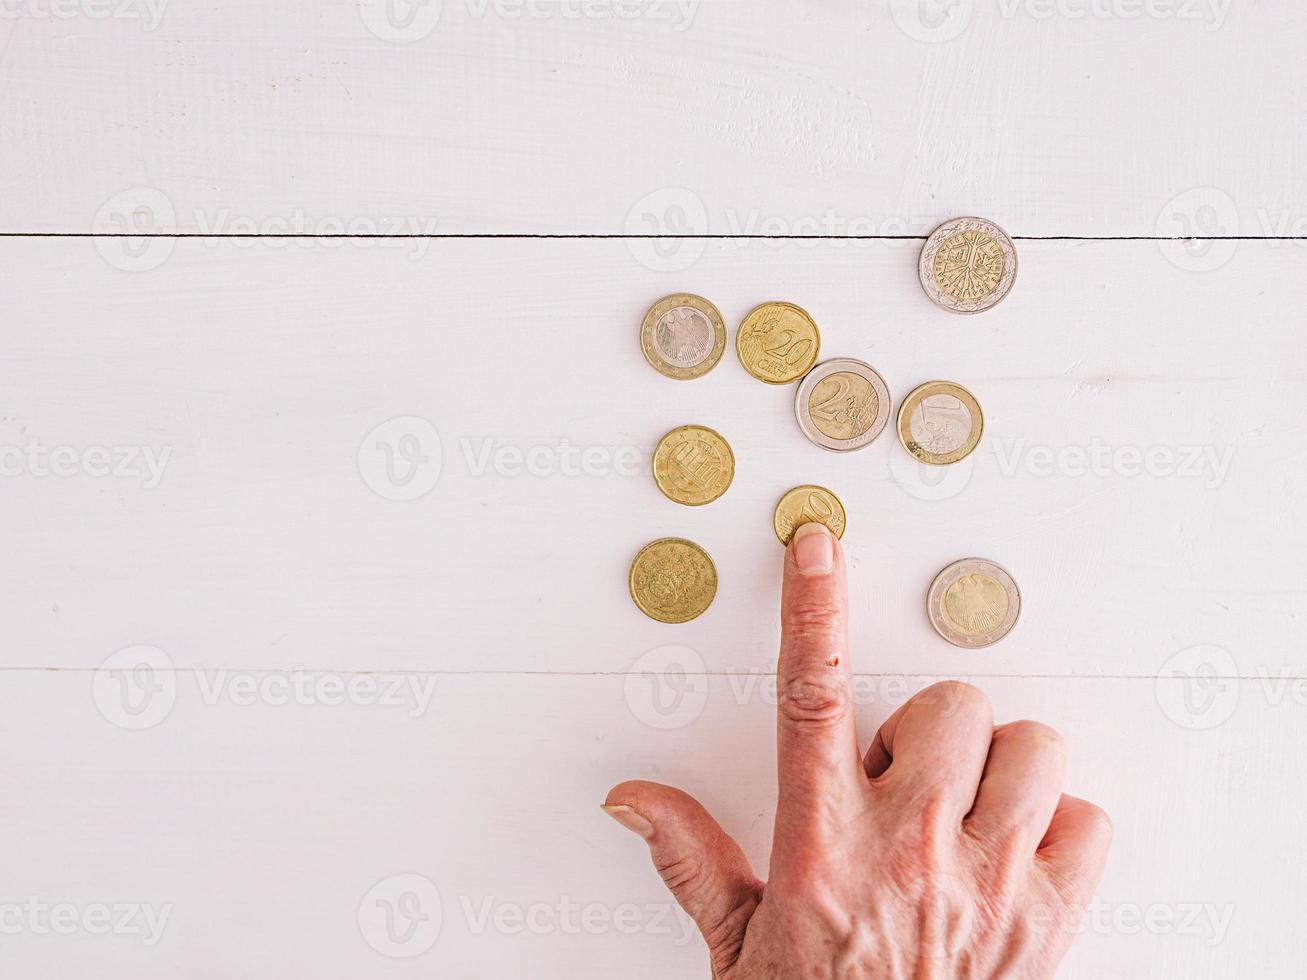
[927,558,1021,648]
[918,217,1018,314]
[772,485,847,545]
[897,381,984,465]
[641,294,727,380]
[628,537,718,624]
[736,302,821,384]
[652,425,735,506]
[794,358,892,452]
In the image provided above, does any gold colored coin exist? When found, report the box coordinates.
[640,294,727,380]
[918,217,1018,314]
[736,302,821,384]
[628,537,718,624]
[772,485,847,545]
[927,558,1021,648]
[652,425,735,506]
[897,381,983,465]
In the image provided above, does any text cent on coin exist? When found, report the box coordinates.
[652,425,735,506]
[926,558,1021,648]
[772,485,847,545]
[918,217,1018,315]
[628,537,718,624]
[640,294,727,380]
[897,381,983,465]
[795,358,892,452]
[736,302,821,384]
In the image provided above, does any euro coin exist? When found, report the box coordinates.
[795,358,891,452]
[628,537,718,624]
[736,302,821,384]
[897,381,983,465]
[918,217,1018,314]
[652,425,735,506]
[772,485,846,545]
[640,294,727,380]
[927,558,1021,648]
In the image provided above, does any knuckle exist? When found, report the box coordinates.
[1077,801,1114,841]
[1001,719,1066,758]
[925,679,991,718]
[783,594,845,640]
[778,669,850,727]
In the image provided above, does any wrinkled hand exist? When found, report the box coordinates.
[605,522,1111,979]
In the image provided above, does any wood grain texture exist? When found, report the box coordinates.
[1,1,1305,235]
[2,238,1301,677]
[0,671,1297,978]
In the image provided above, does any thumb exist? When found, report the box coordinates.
[604,780,762,973]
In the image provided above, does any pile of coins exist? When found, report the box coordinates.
[629,217,1022,649]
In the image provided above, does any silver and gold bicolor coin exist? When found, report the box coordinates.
[926,558,1021,649]
[794,358,891,452]
[896,381,983,465]
[640,294,727,380]
[918,217,1018,314]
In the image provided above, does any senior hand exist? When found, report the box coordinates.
[605,522,1111,979]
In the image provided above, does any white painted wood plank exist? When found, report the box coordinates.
[1,238,1301,676]
[1,1,1303,235]
[0,672,1295,978]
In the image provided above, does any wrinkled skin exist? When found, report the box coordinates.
[605,523,1111,979]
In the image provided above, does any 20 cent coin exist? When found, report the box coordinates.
[772,485,847,545]
[628,537,718,624]
[736,302,821,384]
[918,217,1018,314]
[795,358,892,452]
[652,425,735,506]
[927,558,1021,648]
[897,381,984,465]
[640,294,727,380]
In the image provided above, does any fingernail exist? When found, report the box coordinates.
[601,804,655,840]
[792,522,834,575]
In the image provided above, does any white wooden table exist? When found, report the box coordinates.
[2,3,1305,977]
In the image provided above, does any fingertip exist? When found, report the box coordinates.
[788,521,837,576]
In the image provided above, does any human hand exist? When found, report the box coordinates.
[605,522,1112,978]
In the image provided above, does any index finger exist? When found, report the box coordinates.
[775,522,866,839]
